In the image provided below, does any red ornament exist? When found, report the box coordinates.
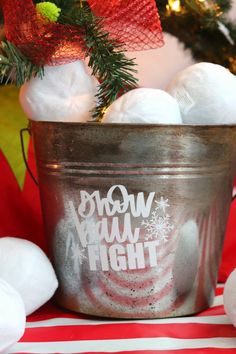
[0,0,163,65]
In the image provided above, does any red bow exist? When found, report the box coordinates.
[1,0,163,65]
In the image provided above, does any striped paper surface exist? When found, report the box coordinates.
[10,285,236,354]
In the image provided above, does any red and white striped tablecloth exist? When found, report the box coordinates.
[10,285,236,354]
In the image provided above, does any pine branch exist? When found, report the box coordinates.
[217,0,232,12]
[59,4,138,121]
[0,40,44,86]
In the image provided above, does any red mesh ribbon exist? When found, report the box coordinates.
[0,0,163,65]
[88,0,164,51]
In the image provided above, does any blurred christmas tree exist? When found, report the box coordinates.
[0,0,235,73]
[157,0,236,73]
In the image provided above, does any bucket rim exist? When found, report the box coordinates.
[29,120,236,129]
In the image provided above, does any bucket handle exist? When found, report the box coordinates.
[20,126,236,200]
[20,127,39,186]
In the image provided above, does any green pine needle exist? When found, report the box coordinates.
[59,5,138,121]
[0,41,44,86]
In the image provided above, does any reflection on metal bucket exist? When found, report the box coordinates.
[31,122,236,319]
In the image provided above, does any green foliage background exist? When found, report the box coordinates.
[157,0,236,73]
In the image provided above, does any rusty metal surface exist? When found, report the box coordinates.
[31,122,236,318]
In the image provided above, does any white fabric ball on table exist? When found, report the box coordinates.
[173,219,199,294]
[167,62,236,124]
[224,268,236,327]
[20,60,98,122]
[102,88,182,124]
[0,237,58,315]
[0,278,26,353]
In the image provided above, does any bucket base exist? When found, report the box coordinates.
[54,288,214,319]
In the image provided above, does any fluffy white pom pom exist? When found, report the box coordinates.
[173,219,199,294]
[0,237,58,315]
[224,268,236,327]
[0,278,26,353]
[102,88,182,124]
[19,60,98,122]
[167,62,236,124]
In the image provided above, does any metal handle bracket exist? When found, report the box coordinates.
[20,127,39,186]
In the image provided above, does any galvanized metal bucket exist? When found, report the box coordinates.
[31,121,236,319]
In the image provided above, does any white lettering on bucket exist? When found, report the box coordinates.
[78,185,155,218]
[67,185,174,272]
[86,240,160,271]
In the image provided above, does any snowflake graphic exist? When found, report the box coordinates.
[71,244,87,267]
[142,197,174,243]
[155,197,170,213]
[64,227,87,272]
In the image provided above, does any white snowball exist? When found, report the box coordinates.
[19,60,98,122]
[223,268,236,327]
[167,62,236,124]
[102,88,182,124]
[0,278,26,353]
[0,237,58,315]
[173,219,199,294]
